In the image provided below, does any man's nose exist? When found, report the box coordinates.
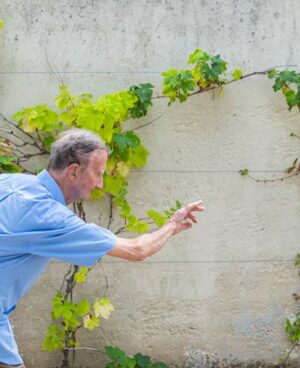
[95,178,103,189]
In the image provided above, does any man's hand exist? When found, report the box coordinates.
[168,200,205,235]
[109,200,205,261]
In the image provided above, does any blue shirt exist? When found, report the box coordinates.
[0,169,117,316]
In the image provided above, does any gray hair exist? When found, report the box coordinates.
[48,129,108,171]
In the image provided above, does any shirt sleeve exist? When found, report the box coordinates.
[7,198,117,266]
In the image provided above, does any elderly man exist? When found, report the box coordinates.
[0,129,204,367]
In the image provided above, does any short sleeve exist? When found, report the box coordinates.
[14,199,117,266]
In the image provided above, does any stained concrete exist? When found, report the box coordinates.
[0,0,300,367]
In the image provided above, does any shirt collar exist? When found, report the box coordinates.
[37,169,66,206]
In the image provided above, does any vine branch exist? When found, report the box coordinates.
[245,171,299,183]
[128,115,163,132]
[63,347,105,354]
[44,47,64,86]
[282,342,299,367]
[0,112,45,152]
[291,133,300,140]
[152,65,298,99]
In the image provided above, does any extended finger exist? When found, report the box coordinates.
[186,205,205,215]
[187,213,198,223]
[187,201,204,211]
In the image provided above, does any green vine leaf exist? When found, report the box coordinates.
[129,83,154,118]
[51,292,64,319]
[162,69,195,104]
[152,363,169,368]
[239,169,249,176]
[105,346,136,368]
[0,155,22,173]
[105,346,169,368]
[75,299,91,317]
[285,316,300,343]
[43,324,66,351]
[76,105,104,132]
[188,49,210,65]
[0,20,4,29]
[134,353,152,368]
[202,54,227,83]
[147,210,167,228]
[126,214,149,234]
[83,315,100,330]
[113,195,131,218]
[51,293,82,330]
[104,174,127,196]
[89,188,106,201]
[113,131,140,151]
[74,266,89,283]
[163,200,182,217]
[13,105,60,132]
[147,201,182,228]
[42,135,55,151]
[55,85,75,110]
[111,131,141,161]
[130,144,149,168]
[188,48,227,90]
[271,70,300,111]
[267,69,277,79]
[232,67,243,80]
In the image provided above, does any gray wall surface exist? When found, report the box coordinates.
[1,1,300,367]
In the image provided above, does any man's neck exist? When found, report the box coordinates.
[48,169,73,204]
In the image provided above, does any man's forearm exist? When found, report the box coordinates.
[137,222,177,259]
[109,222,176,261]
[108,200,204,261]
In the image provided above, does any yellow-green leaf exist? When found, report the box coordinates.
[116,161,131,177]
[74,267,88,283]
[75,299,90,316]
[130,145,149,168]
[93,298,114,319]
[89,188,105,201]
[232,67,243,80]
[217,86,224,96]
[83,315,100,330]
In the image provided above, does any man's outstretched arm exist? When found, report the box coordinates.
[107,200,205,261]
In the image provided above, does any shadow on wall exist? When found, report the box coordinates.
[184,350,299,368]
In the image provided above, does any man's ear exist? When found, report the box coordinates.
[66,163,81,181]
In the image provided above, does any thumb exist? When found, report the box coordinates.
[175,222,192,234]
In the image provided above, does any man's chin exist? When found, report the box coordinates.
[82,193,91,201]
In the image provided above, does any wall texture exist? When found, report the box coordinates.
[1,1,300,367]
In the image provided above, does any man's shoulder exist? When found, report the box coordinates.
[0,172,56,216]
[0,172,39,187]
[0,174,71,231]
[0,172,47,198]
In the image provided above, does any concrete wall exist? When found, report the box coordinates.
[1,1,300,367]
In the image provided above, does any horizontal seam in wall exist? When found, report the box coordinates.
[50,260,294,264]
[130,170,290,173]
[0,71,163,75]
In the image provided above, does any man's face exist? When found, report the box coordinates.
[73,149,108,201]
